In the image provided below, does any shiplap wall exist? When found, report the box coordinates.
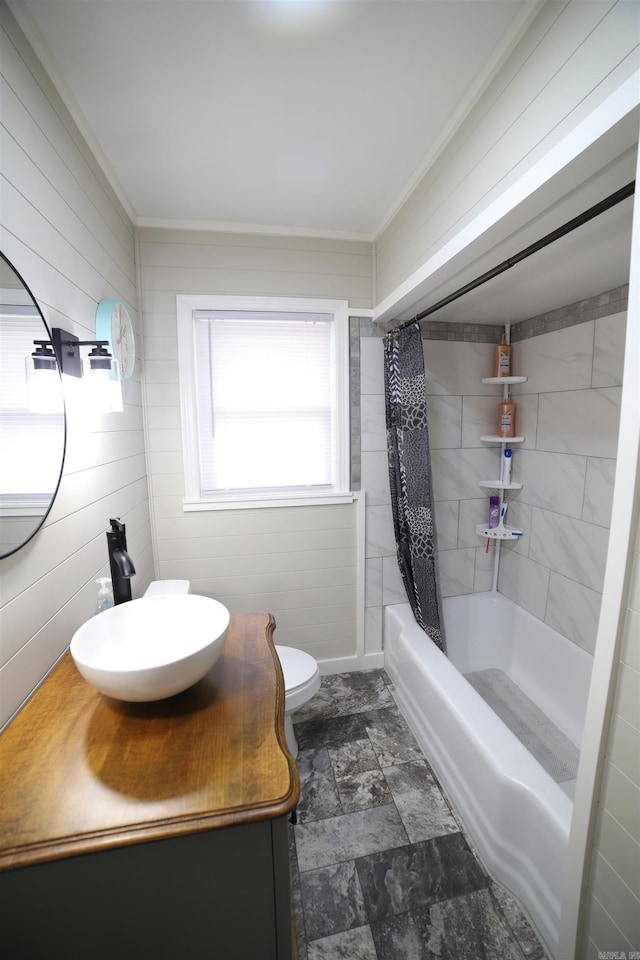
[375,0,640,304]
[138,227,373,665]
[0,3,153,729]
[581,486,640,955]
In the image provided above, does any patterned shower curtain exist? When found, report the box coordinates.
[383,322,446,652]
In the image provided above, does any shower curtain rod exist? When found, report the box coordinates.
[397,179,635,331]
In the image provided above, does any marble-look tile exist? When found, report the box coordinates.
[295,804,409,872]
[423,340,497,396]
[383,760,459,843]
[370,888,525,960]
[473,545,495,593]
[511,322,594,395]
[364,606,383,655]
[356,832,488,922]
[512,392,539,449]
[431,447,501,500]
[434,500,459,550]
[583,457,616,527]
[461,395,498,447]
[307,924,378,960]
[438,547,475,597]
[382,556,408,604]
[536,387,622,459]
[299,860,367,940]
[498,550,550,620]
[592,311,626,388]
[365,557,382,607]
[365,503,395,558]
[529,507,609,593]
[360,337,384,395]
[296,747,343,823]
[360,394,386,451]
[490,883,548,960]
[361,450,391,505]
[516,449,586,518]
[545,572,601,654]
[425,394,462,449]
[499,499,532,557]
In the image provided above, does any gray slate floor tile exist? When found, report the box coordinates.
[299,860,367,940]
[383,759,460,843]
[370,888,528,960]
[296,747,342,823]
[355,833,488,922]
[295,803,409,872]
[336,767,393,813]
[307,924,379,960]
[289,668,545,960]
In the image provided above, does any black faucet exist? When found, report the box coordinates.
[107,517,136,605]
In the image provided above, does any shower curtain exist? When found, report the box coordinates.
[383,322,445,652]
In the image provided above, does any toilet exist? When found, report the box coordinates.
[143,583,319,758]
[275,645,320,759]
[144,579,191,597]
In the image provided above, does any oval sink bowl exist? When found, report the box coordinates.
[70,594,230,702]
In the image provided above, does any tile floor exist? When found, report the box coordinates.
[287,669,548,960]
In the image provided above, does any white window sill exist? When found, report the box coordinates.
[183,491,357,511]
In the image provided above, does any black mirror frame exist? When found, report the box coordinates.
[0,251,67,560]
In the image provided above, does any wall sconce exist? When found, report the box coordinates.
[26,327,123,413]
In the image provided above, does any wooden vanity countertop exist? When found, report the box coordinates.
[0,612,299,871]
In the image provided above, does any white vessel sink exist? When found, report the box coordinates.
[70,594,230,702]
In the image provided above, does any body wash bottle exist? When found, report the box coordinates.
[498,401,516,438]
[494,334,511,377]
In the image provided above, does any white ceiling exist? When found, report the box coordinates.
[11,0,537,237]
[8,0,638,324]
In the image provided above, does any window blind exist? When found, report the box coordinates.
[194,312,334,494]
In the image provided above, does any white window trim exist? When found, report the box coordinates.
[176,294,353,510]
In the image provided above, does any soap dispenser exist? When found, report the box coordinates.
[95,577,114,615]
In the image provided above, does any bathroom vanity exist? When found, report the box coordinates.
[0,613,299,959]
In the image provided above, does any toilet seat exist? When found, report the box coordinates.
[275,645,320,712]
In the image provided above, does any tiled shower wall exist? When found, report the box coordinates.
[360,287,627,657]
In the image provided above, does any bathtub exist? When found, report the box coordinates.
[384,592,593,959]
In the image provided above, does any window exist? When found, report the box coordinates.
[177,295,351,509]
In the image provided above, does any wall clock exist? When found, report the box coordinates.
[95,300,136,380]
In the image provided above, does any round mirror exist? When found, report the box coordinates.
[0,252,66,558]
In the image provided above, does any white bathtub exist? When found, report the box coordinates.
[384,592,593,959]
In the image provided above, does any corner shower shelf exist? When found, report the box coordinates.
[481,376,528,385]
[480,435,525,444]
[476,524,523,540]
[477,357,526,547]
[478,480,523,491]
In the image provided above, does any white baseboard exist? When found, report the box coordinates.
[317,652,386,674]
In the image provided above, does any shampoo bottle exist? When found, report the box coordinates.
[498,401,516,438]
[502,448,512,485]
[95,577,114,615]
[489,496,500,528]
[494,334,511,377]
